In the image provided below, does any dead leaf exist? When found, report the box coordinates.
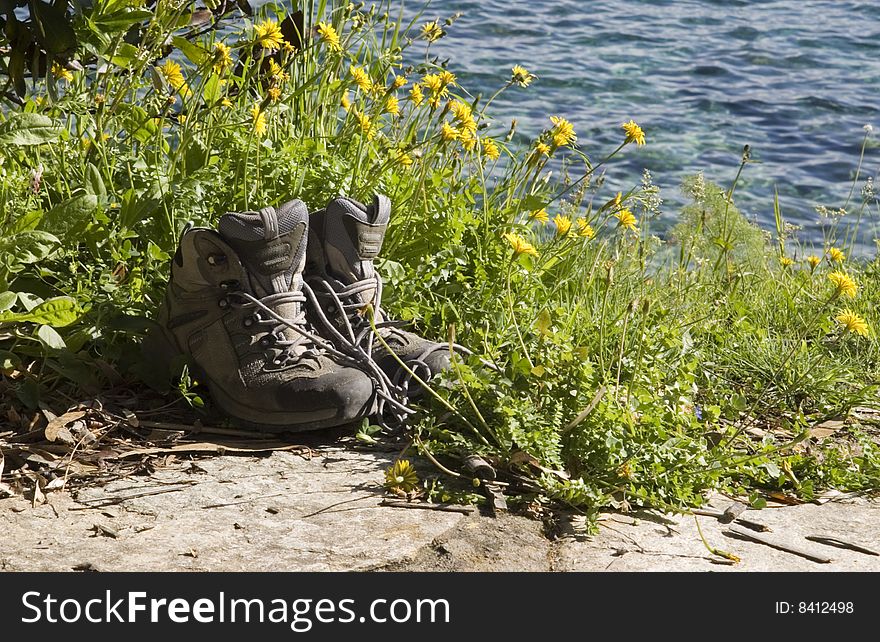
[810,419,845,440]
[45,410,87,443]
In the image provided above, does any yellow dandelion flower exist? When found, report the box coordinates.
[316,21,342,52]
[159,59,185,91]
[576,219,595,238]
[780,256,794,267]
[835,309,870,336]
[384,95,400,115]
[428,94,442,109]
[213,42,232,73]
[254,19,284,51]
[828,271,857,299]
[422,73,445,95]
[94,93,106,106]
[177,113,186,125]
[251,104,267,137]
[354,110,375,140]
[530,208,549,225]
[549,115,576,147]
[340,91,351,111]
[535,142,551,157]
[482,138,500,160]
[51,62,73,83]
[449,100,472,123]
[460,130,479,151]
[438,70,456,87]
[350,64,372,92]
[393,149,414,167]
[613,191,623,206]
[384,459,419,493]
[553,214,573,237]
[807,255,821,270]
[511,65,534,87]
[409,83,425,106]
[503,232,538,257]
[621,119,646,146]
[421,20,444,42]
[615,208,639,232]
[267,59,288,83]
[441,121,460,142]
[828,247,846,262]
[267,86,281,102]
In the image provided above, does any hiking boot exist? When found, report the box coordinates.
[145,199,376,430]
[304,194,451,396]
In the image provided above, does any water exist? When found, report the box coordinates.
[415,0,880,247]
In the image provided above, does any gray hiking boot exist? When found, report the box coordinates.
[304,194,452,397]
[146,199,376,430]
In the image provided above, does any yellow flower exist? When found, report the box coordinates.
[482,138,500,160]
[422,73,443,94]
[549,115,576,147]
[576,219,595,238]
[384,459,419,493]
[511,65,534,87]
[354,110,375,139]
[267,86,281,102]
[438,70,456,86]
[421,20,444,42]
[51,62,73,83]
[828,271,857,299]
[409,83,424,106]
[340,91,351,111]
[835,309,870,336]
[350,64,372,92]
[460,130,478,151]
[392,148,414,167]
[553,214,573,237]
[251,104,267,137]
[213,42,232,73]
[828,247,846,263]
[254,19,284,51]
[177,113,186,125]
[621,119,646,146]
[441,121,460,142]
[449,100,472,123]
[384,95,400,115]
[806,255,821,270]
[267,58,288,83]
[94,93,106,106]
[615,208,639,232]
[780,256,794,267]
[316,22,342,52]
[613,191,623,206]
[392,75,407,89]
[504,232,538,257]
[530,209,549,225]
[159,59,185,91]
[535,142,551,157]
[221,97,233,108]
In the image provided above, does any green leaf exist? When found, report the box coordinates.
[0,291,16,312]
[172,36,209,65]
[0,350,21,371]
[109,43,140,69]
[9,210,44,233]
[31,0,78,54]
[0,296,80,327]
[94,9,153,33]
[0,231,60,272]
[203,73,222,103]
[40,193,99,237]
[35,324,66,350]
[85,163,107,197]
[0,113,64,146]
[534,309,552,336]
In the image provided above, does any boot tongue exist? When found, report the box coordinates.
[218,200,309,346]
[323,195,390,305]
[218,199,309,297]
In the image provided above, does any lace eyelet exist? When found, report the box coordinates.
[243,316,254,327]
[218,298,229,309]
[259,335,274,348]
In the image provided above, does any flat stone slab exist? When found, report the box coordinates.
[0,448,463,572]
[2,446,878,572]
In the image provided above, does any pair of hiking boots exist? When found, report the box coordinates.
[146,195,448,431]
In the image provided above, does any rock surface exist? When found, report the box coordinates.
[2,448,878,572]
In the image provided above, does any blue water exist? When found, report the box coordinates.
[417,0,880,247]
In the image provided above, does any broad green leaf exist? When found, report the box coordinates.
[35,324,66,350]
[0,113,64,146]
[94,9,153,33]
[9,210,43,233]
[31,0,78,54]
[109,43,140,69]
[0,350,21,371]
[0,231,60,271]
[534,309,552,336]
[0,291,16,312]
[203,73,222,102]
[40,193,99,237]
[85,163,107,197]
[0,296,80,327]
[173,36,209,65]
